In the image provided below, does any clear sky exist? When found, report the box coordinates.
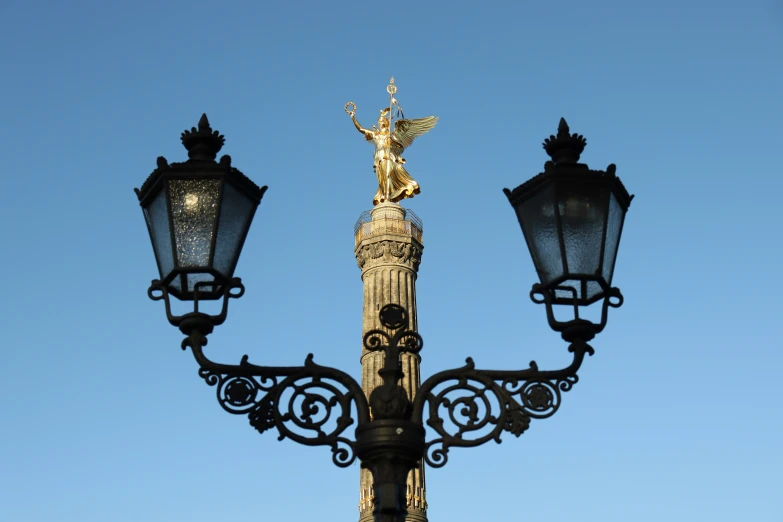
[1,1,781,521]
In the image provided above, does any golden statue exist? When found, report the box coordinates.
[346,78,438,205]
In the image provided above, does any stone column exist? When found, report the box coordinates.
[355,203,427,522]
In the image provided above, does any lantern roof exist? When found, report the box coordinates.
[134,114,266,206]
[504,119,634,211]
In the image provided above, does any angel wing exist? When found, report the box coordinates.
[391,116,438,151]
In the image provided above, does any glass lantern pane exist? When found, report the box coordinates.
[516,185,563,285]
[554,279,603,303]
[586,279,603,300]
[169,179,221,268]
[602,192,625,285]
[143,189,174,278]
[558,184,606,277]
[214,182,256,277]
[169,273,183,292]
[187,273,219,296]
[554,282,580,302]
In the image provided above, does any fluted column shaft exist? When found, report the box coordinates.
[355,203,427,522]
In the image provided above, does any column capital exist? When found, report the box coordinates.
[354,204,423,274]
[356,238,423,273]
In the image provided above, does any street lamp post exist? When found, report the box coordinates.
[135,114,633,522]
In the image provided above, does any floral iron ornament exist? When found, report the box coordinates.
[153,289,613,522]
[346,77,438,205]
[169,300,602,467]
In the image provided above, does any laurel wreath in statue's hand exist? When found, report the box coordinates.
[345,102,356,116]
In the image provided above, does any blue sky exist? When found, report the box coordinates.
[1,1,781,521]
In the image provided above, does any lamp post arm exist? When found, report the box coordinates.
[411,337,594,468]
[180,330,369,468]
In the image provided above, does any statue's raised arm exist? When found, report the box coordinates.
[345,102,374,142]
[345,79,438,206]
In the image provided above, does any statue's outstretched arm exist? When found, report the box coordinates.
[351,114,373,139]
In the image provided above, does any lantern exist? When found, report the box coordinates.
[504,119,633,306]
[135,114,267,301]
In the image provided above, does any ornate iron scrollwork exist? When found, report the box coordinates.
[157,287,620,474]
[181,330,369,468]
[412,337,594,468]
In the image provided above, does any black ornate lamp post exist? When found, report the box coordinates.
[135,115,633,522]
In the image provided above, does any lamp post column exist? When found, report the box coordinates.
[355,203,427,522]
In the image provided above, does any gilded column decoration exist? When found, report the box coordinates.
[346,77,438,206]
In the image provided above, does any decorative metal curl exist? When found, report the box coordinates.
[363,304,423,356]
[196,368,278,414]
[182,329,369,468]
[413,333,595,468]
[363,304,422,420]
[163,295,605,473]
[506,379,561,418]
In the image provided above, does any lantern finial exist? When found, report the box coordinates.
[181,113,225,162]
[543,118,587,164]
